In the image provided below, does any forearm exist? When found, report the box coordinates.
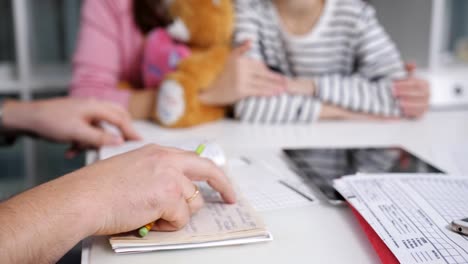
[314,75,401,117]
[0,173,99,263]
[198,75,235,106]
[318,103,399,121]
[128,89,156,120]
[234,95,321,123]
[72,79,156,121]
[2,100,37,132]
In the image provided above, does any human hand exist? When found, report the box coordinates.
[285,77,316,96]
[72,144,236,234]
[393,63,430,118]
[0,144,236,263]
[2,98,141,148]
[199,41,285,106]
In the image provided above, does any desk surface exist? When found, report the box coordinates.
[83,110,468,264]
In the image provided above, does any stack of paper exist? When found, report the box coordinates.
[334,174,468,264]
[110,183,272,253]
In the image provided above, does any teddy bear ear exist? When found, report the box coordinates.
[212,0,221,6]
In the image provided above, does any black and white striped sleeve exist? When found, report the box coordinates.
[233,0,323,123]
[314,4,406,117]
[233,0,263,60]
[234,94,322,123]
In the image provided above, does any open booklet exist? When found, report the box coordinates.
[101,141,272,254]
[110,183,272,254]
[334,174,468,264]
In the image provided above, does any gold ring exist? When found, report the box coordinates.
[186,184,200,203]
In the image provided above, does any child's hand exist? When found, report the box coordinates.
[199,41,285,105]
[285,78,316,96]
[393,63,430,119]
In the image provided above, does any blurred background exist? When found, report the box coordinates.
[0,0,467,263]
[1,1,82,263]
[1,0,82,200]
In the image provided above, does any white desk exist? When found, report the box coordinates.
[82,110,468,264]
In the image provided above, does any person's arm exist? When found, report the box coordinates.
[197,0,285,108]
[70,0,155,120]
[0,99,17,145]
[0,144,236,263]
[393,63,430,118]
[318,103,398,121]
[1,98,140,148]
[307,4,406,118]
[230,0,322,123]
[0,171,100,263]
[288,4,430,120]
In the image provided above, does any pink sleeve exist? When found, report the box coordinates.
[69,0,130,107]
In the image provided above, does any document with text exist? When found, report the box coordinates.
[110,183,272,253]
[334,174,468,264]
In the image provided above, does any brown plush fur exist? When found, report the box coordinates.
[153,0,233,128]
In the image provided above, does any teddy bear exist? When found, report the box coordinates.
[142,0,234,128]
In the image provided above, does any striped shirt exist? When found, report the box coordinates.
[234,0,407,123]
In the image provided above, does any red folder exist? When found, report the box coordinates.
[349,205,400,264]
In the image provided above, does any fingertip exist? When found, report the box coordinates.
[219,181,237,204]
[128,130,142,141]
[223,192,237,204]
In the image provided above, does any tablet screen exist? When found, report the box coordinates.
[282,147,444,203]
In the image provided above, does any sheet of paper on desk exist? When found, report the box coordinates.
[228,158,318,211]
[432,143,468,175]
[334,174,468,264]
[110,183,272,253]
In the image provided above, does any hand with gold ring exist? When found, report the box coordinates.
[0,144,236,263]
[62,144,236,236]
[185,184,200,204]
[146,145,236,232]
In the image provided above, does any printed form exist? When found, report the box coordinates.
[334,174,468,264]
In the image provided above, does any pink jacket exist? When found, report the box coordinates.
[70,0,145,107]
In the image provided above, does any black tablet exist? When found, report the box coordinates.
[282,147,444,204]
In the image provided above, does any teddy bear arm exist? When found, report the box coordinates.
[175,46,230,90]
[153,46,230,128]
[155,70,226,128]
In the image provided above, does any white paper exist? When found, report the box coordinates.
[334,174,468,264]
[432,144,468,175]
[113,234,273,254]
[228,156,318,211]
